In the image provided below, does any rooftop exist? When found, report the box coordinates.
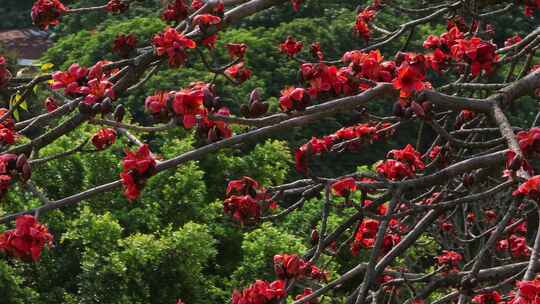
[0,28,51,62]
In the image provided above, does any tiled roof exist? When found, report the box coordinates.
[0,28,51,60]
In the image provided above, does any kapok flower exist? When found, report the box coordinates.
[31,0,67,29]
[120,144,157,201]
[112,34,138,58]
[513,175,540,199]
[162,0,189,23]
[226,43,248,59]
[50,63,89,97]
[376,159,414,180]
[295,288,318,304]
[507,278,540,303]
[106,0,129,14]
[202,107,233,142]
[172,86,207,128]
[0,215,53,262]
[226,176,261,197]
[392,64,427,98]
[145,91,171,118]
[83,78,115,105]
[91,128,117,150]
[192,14,221,27]
[291,0,302,11]
[44,97,58,112]
[386,144,425,172]
[225,62,252,83]
[279,87,310,112]
[280,36,303,57]
[152,27,197,68]
[451,37,497,76]
[232,280,286,304]
[331,177,357,197]
[223,195,261,225]
[471,291,501,304]
[351,219,401,256]
[435,250,462,269]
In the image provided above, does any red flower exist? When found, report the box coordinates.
[508,279,540,303]
[505,35,523,47]
[351,219,400,256]
[280,36,303,57]
[162,0,189,23]
[354,19,370,41]
[295,288,318,304]
[226,43,248,59]
[152,27,197,68]
[513,175,540,199]
[120,144,156,201]
[31,0,66,29]
[376,159,414,180]
[517,128,540,156]
[331,177,357,197]
[44,97,58,112]
[451,37,497,76]
[423,35,441,49]
[83,78,115,105]
[426,48,448,73]
[226,176,261,197]
[435,250,462,268]
[225,62,252,83]
[172,86,207,128]
[51,63,89,97]
[191,0,224,14]
[91,128,117,150]
[273,253,306,279]
[0,56,11,88]
[0,215,53,262]
[279,87,310,112]
[201,34,218,49]
[145,91,171,117]
[232,280,286,304]
[122,144,156,175]
[472,292,502,304]
[291,0,302,11]
[112,34,138,58]
[524,0,540,16]
[223,195,261,225]
[310,42,324,61]
[392,64,427,98]
[386,144,425,172]
[106,0,129,14]
[203,107,233,141]
[120,171,141,201]
[192,14,221,26]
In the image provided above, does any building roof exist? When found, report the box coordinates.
[0,28,51,61]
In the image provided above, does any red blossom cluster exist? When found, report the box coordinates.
[279,87,310,112]
[341,50,395,90]
[226,43,248,59]
[112,33,138,58]
[231,279,286,304]
[507,278,540,303]
[274,253,327,281]
[423,26,498,76]
[106,0,129,14]
[0,108,17,146]
[331,177,357,197]
[351,217,402,256]
[0,153,31,197]
[513,175,540,200]
[295,288,318,304]
[44,97,59,112]
[0,56,11,88]
[31,0,67,29]
[505,35,523,47]
[152,27,197,68]
[471,291,502,304]
[91,128,117,150]
[172,83,209,128]
[0,215,53,262]
[524,0,540,16]
[353,3,380,41]
[225,62,252,84]
[120,144,157,200]
[392,53,431,98]
[376,144,425,180]
[295,122,393,174]
[51,62,116,112]
[435,250,462,270]
[517,128,540,157]
[162,0,189,23]
[290,0,302,11]
[280,36,303,57]
[198,106,233,142]
[223,176,275,225]
[299,62,348,97]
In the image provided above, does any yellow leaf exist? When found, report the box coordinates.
[41,63,54,72]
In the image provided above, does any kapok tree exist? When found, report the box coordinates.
[1,0,540,303]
